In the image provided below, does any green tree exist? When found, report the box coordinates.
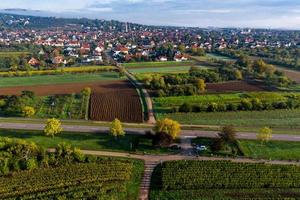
[234,70,243,80]
[81,87,92,97]
[257,127,272,144]
[44,118,63,137]
[22,106,36,118]
[110,118,125,138]
[153,118,181,139]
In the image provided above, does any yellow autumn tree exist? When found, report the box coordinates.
[44,118,63,137]
[197,79,206,93]
[22,106,36,118]
[257,127,272,144]
[153,118,181,139]
[110,118,125,138]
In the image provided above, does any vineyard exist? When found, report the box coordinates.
[0,159,143,200]
[150,160,300,199]
[90,80,143,123]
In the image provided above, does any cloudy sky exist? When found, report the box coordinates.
[1,0,300,29]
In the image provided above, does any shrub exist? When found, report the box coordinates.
[227,103,238,111]
[152,132,174,147]
[251,98,263,110]
[240,99,253,110]
[217,103,227,112]
[179,103,193,113]
[207,103,218,112]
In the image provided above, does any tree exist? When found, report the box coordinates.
[218,126,237,144]
[234,70,243,80]
[197,79,206,93]
[22,106,35,118]
[44,118,63,137]
[153,118,181,139]
[257,127,272,144]
[110,118,125,138]
[81,87,92,97]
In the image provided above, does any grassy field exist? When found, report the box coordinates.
[192,137,300,161]
[123,61,195,68]
[0,129,177,154]
[0,72,122,87]
[0,51,30,57]
[156,109,300,129]
[239,140,300,161]
[206,53,237,61]
[128,66,192,74]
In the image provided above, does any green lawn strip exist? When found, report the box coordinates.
[0,72,123,87]
[239,140,300,161]
[123,61,195,68]
[156,109,300,129]
[0,51,30,57]
[0,129,177,155]
[128,66,191,74]
[192,137,300,161]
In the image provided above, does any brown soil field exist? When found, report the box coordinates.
[89,81,143,123]
[0,80,143,123]
[206,81,267,92]
[276,67,300,83]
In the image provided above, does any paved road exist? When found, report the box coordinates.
[1,122,300,142]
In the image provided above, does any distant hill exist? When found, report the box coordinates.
[0,11,170,31]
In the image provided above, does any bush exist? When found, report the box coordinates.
[240,99,253,111]
[227,103,238,111]
[217,103,227,112]
[207,103,218,112]
[179,103,193,113]
[152,132,174,147]
[251,98,263,110]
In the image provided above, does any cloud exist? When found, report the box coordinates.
[0,0,300,29]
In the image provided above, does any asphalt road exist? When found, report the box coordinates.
[0,122,300,142]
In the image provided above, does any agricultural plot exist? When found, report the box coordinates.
[0,158,143,200]
[128,66,192,74]
[150,160,300,199]
[89,80,143,123]
[239,140,300,161]
[154,92,292,113]
[0,71,121,88]
[0,51,29,57]
[123,61,195,68]
[206,53,237,61]
[206,81,267,92]
[156,109,300,129]
[35,94,87,119]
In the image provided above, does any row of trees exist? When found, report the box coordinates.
[178,98,300,113]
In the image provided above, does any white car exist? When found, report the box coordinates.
[196,145,207,151]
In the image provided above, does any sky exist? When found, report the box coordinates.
[1,0,300,29]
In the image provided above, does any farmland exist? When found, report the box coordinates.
[123,61,195,68]
[128,66,192,74]
[0,155,143,199]
[0,51,30,57]
[150,160,300,199]
[156,109,300,128]
[0,71,120,88]
[90,81,143,123]
[154,92,296,113]
[239,140,300,161]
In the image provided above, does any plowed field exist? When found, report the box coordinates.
[0,80,143,123]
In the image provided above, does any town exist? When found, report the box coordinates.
[0,6,300,200]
